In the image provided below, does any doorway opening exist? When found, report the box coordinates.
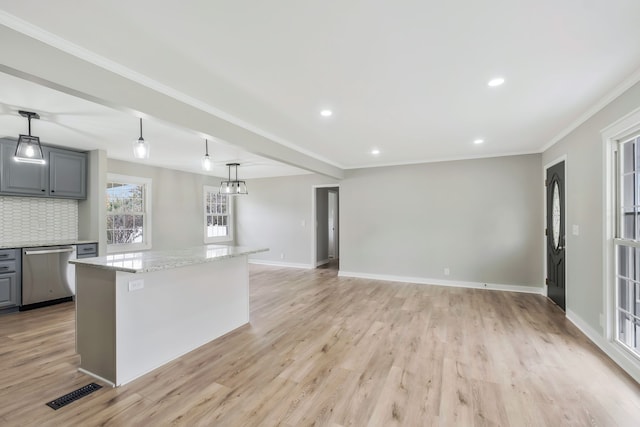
[312,185,339,270]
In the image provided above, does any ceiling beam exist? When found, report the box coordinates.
[0,24,344,179]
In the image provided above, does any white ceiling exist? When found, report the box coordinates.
[1,1,640,176]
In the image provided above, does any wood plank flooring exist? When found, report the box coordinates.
[1,264,640,426]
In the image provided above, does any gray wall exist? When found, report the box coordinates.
[235,173,338,266]
[340,154,543,287]
[108,159,226,251]
[78,149,107,255]
[542,80,640,332]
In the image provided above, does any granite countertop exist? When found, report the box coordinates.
[69,245,269,273]
[0,239,98,249]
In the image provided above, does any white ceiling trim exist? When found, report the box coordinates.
[0,10,344,170]
[540,66,640,153]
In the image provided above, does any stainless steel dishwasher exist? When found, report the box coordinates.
[21,245,76,309]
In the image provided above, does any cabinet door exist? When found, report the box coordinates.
[0,141,48,195]
[0,272,19,309]
[48,148,87,199]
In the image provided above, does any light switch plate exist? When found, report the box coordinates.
[128,279,144,292]
[572,225,579,236]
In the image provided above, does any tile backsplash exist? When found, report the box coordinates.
[0,196,78,245]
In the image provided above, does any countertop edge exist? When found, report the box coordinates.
[69,246,269,273]
[0,240,98,250]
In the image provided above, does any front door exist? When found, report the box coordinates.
[546,161,566,310]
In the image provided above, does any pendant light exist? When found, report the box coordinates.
[15,110,45,164]
[132,118,150,159]
[219,163,248,195]
[201,139,212,171]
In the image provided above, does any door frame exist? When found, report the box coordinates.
[543,155,568,306]
[311,184,340,268]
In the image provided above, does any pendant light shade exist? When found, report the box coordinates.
[15,110,45,165]
[132,118,150,159]
[201,139,212,171]
[219,163,248,195]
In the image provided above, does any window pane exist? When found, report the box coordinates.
[204,190,229,241]
[618,245,635,279]
[620,278,630,312]
[624,140,635,173]
[106,179,149,247]
[636,282,640,318]
[624,174,635,207]
[619,311,631,345]
[624,211,635,239]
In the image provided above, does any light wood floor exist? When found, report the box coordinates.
[1,264,640,426]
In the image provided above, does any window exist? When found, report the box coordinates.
[615,134,640,356]
[204,186,232,243]
[106,174,152,252]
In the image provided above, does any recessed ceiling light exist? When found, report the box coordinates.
[488,77,505,87]
[474,139,484,144]
[320,109,333,117]
[371,149,380,155]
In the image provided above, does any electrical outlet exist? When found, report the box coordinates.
[444,268,450,276]
[128,279,144,292]
[280,253,285,260]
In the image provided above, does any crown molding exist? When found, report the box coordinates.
[540,67,640,153]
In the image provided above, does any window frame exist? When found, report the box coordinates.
[614,134,640,357]
[106,173,152,253]
[203,185,233,244]
[605,107,640,368]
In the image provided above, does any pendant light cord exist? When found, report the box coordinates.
[139,118,143,140]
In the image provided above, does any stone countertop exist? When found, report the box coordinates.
[69,245,269,273]
[0,240,97,249]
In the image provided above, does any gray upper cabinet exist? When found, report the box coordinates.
[48,148,87,199]
[0,141,48,195]
[0,138,87,200]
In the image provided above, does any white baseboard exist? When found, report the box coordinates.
[337,271,545,295]
[566,309,640,384]
[315,259,330,267]
[249,259,313,269]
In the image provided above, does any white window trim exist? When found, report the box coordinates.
[203,185,233,244]
[602,106,640,381]
[106,173,152,253]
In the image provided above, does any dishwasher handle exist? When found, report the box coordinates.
[24,247,75,256]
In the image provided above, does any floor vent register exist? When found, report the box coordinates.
[46,383,103,410]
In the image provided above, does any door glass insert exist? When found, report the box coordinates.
[552,181,561,249]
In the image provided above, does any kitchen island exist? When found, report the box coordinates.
[70,245,268,386]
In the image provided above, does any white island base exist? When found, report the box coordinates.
[75,252,254,386]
